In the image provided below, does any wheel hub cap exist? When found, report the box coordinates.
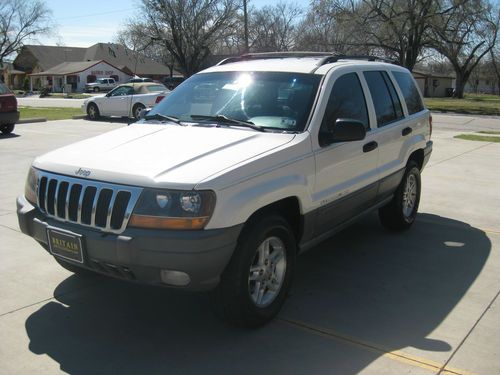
[402,174,417,218]
[248,236,287,307]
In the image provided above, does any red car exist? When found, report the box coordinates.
[0,82,19,135]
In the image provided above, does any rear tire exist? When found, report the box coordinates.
[379,161,421,231]
[0,124,15,134]
[133,103,145,120]
[212,215,296,327]
[86,103,100,120]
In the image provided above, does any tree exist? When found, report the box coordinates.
[429,0,499,98]
[247,2,303,52]
[295,0,364,54]
[140,0,240,77]
[0,0,52,64]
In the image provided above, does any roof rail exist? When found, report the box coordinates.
[217,51,332,66]
[216,52,397,71]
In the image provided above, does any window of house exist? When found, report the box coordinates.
[364,71,404,127]
[320,73,369,140]
[392,71,424,115]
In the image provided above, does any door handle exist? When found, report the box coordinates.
[402,127,413,136]
[363,141,378,153]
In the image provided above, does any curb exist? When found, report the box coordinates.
[17,117,47,124]
[72,115,87,119]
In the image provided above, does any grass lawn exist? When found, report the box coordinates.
[19,107,83,121]
[455,134,500,143]
[424,94,500,116]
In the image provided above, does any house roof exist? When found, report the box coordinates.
[83,43,175,76]
[412,70,455,79]
[20,45,87,71]
[15,43,180,77]
[29,60,127,76]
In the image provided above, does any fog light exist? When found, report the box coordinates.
[160,269,191,286]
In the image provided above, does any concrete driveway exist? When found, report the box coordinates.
[0,116,499,374]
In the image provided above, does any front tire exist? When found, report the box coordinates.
[379,161,421,231]
[213,215,296,327]
[86,103,100,120]
[93,87,100,92]
[0,124,15,134]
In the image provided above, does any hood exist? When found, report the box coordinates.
[33,124,296,189]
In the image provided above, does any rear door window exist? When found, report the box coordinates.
[392,71,424,114]
[364,71,404,127]
[320,72,369,136]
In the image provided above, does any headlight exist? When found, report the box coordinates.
[25,167,39,205]
[129,189,216,230]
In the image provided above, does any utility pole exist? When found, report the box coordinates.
[243,0,249,53]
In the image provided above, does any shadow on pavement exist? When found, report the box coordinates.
[0,133,20,139]
[25,213,490,374]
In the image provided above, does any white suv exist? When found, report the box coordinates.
[17,53,432,326]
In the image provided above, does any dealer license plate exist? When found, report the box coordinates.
[47,227,84,263]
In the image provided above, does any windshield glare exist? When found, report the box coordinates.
[148,71,321,132]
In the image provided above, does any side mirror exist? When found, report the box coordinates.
[319,118,366,146]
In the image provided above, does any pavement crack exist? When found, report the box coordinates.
[0,278,100,318]
[0,223,21,233]
[427,142,493,169]
[437,287,500,375]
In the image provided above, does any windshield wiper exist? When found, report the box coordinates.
[190,114,265,132]
[144,113,182,124]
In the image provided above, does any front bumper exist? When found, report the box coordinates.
[17,195,242,291]
[0,110,20,125]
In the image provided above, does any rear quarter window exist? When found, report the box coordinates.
[392,71,424,114]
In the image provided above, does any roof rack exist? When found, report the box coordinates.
[216,52,397,70]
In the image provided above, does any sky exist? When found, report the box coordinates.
[37,0,311,48]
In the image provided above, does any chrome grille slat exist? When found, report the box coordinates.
[105,191,118,229]
[90,187,101,227]
[34,171,142,234]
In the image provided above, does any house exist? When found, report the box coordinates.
[10,43,180,92]
[0,62,26,89]
[464,76,499,95]
[412,70,455,98]
[28,60,132,92]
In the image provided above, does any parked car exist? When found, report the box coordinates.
[0,82,19,135]
[85,78,117,93]
[18,53,432,327]
[127,77,154,83]
[163,76,185,90]
[82,82,170,120]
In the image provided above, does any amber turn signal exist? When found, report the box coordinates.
[129,214,209,230]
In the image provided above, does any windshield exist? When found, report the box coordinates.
[148,71,321,132]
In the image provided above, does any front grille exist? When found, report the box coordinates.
[36,171,142,233]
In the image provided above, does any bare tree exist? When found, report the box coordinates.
[429,0,499,98]
[295,0,364,53]
[0,0,52,64]
[248,2,303,52]
[140,0,240,77]
[489,46,500,95]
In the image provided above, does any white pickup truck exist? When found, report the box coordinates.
[85,77,117,92]
[18,53,432,327]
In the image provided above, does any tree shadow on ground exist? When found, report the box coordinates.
[25,213,491,374]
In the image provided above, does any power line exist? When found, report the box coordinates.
[54,8,135,21]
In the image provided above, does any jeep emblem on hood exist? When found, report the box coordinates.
[75,168,91,177]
